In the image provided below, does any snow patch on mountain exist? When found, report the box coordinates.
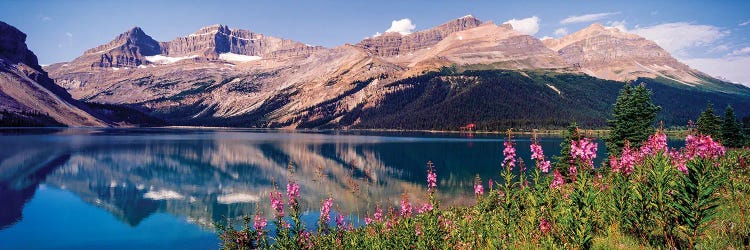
[219,53,262,62]
[144,55,198,64]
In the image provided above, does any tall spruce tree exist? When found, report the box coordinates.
[696,102,722,138]
[721,105,742,147]
[553,122,580,175]
[606,83,661,155]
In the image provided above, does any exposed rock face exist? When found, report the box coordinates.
[543,23,703,84]
[386,22,567,72]
[0,23,44,72]
[357,15,482,57]
[85,27,161,67]
[0,21,108,126]
[160,24,321,59]
[43,16,749,129]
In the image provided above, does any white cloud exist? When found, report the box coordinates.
[683,56,750,87]
[630,22,728,56]
[560,12,620,24]
[503,16,540,35]
[729,47,750,56]
[540,36,553,40]
[606,20,628,32]
[385,18,416,35]
[650,11,659,16]
[41,16,51,21]
[58,32,73,48]
[740,20,750,26]
[553,28,568,36]
[709,44,731,53]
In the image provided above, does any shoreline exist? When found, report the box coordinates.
[0,125,692,137]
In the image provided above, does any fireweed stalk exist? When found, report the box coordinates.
[319,197,334,233]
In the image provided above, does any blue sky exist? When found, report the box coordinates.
[2,0,750,85]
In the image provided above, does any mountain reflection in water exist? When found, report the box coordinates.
[1,128,673,234]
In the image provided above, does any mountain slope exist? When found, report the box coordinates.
[541,23,750,96]
[0,21,108,127]
[341,69,750,130]
[42,16,750,129]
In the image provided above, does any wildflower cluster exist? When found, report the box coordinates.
[570,137,598,170]
[530,137,551,173]
[502,138,517,170]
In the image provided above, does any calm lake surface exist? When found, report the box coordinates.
[0,128,683,249]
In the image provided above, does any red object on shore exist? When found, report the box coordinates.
[460,123,476,131]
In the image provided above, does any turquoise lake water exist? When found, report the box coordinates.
[0,128,683,249]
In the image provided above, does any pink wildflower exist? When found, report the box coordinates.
[473,175,484,196]
[670,150,688,175]
[640,132,668,156]
[503,140,517,170]
[427,168,437,192]
[415,225,422,236]
[670,134,725,174]
[550,170,564,189]
[531,143,544,161]
[299,231,312,249]
[253,214,267,233]
[286,182,300,206]
[335,214,346,229]
[539,160,551,173]
[270,190,284,217]
[373,207,384,222]
[611,142,638,175]
[364,217,373,225]
[417,203,434,214]
[539,218,551,235]
[400,194,413,217]
[568,165,577,176]
[571,138,598,168]
[530,142,551,172]
[488,178,493,190]
[320,197,334,224]
[474,184,484,196]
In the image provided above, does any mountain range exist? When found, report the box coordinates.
[1,16,749,129]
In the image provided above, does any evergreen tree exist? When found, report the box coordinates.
[696,102,722,138]
[721,105,742,147]
[553,122,580,175]
[606,83,661,155]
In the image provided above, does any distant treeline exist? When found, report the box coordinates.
[0,110,64,127]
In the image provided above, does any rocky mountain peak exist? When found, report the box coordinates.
[0,21,42,71]
[0,21,108,126]
[499,22,513,30]
[543,22,700,83]
[84,26,160,56]
[191,24,231,37]
[356,15,483,57]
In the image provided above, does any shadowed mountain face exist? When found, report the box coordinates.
[43,16,750,129]
[0,21,108,127]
